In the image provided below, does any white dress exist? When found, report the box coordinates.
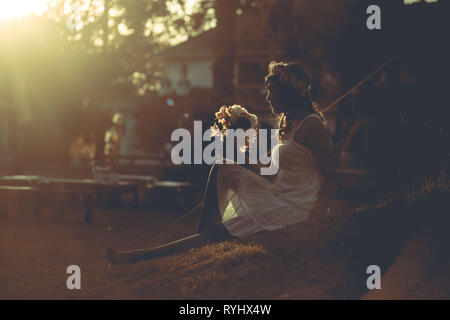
[217,113,324,238]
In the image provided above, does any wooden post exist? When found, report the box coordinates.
[7,188,20,220]
[0,186,37,221]
[0,187,7,219]
[136,181,147,206]
[51,183,65,223]
[101,184,114,209]
[18,188,37,222]
[32,189,45,221]
[84,192,94,223]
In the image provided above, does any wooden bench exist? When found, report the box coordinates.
[0,186,40,221]
[0,183,94,223]
[0,176,43,187]
[37,181,96,222]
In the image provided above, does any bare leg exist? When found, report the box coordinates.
[197,162,222,233]
[106,164,235,265]
[106,224,233,265]
[197,161,245,231]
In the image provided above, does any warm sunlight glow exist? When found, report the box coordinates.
[0,0,50,20]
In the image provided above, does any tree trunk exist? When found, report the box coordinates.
[212,0,238,105]
[268,0,298,59]
[94,0,111,167]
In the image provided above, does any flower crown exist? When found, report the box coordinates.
[265,63,312,97]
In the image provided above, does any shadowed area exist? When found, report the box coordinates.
[1,172,448,299]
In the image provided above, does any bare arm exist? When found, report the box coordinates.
[294,117,337,217]
[231,133,278,183]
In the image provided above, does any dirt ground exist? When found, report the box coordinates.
[0,195,449,300]
[0,208,181,299]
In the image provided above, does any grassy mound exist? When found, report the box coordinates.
[110,169,450,299]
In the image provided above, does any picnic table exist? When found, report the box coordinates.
[49,178,140,211]
[0,174,196,219]
[0,186,39,221]
[0,176,139,198]
[115,174,156,206]
[116,174,156,183]
[0,176,142,222]
[0,178,96,223]
[0,175,47,186]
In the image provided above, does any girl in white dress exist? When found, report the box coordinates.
[107,61,337,264]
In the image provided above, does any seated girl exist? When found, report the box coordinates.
[106,61,337,265]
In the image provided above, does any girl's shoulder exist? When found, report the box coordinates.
[293,114,330,148]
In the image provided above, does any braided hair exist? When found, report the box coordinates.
[265,61,325,140]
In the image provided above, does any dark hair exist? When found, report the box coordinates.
[265,61,325,140]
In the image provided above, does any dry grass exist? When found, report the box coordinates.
[348,167,449,214]
[114,241,268,299]
[103,168,450,299]
[1,169,449,299]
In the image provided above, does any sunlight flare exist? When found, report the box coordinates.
[0,0,50,20]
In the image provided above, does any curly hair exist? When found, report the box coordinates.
[265,61,325,140]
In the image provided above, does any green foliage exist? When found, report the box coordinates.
[0,0,217,167]
[43,0,216,96]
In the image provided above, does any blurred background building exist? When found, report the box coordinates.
[0,0,447,194]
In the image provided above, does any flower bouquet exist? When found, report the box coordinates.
[211,105,258,153]
[211,105,258,135]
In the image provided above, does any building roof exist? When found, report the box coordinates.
[161,9,285,61]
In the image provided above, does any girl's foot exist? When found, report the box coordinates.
[106,248,135,265]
